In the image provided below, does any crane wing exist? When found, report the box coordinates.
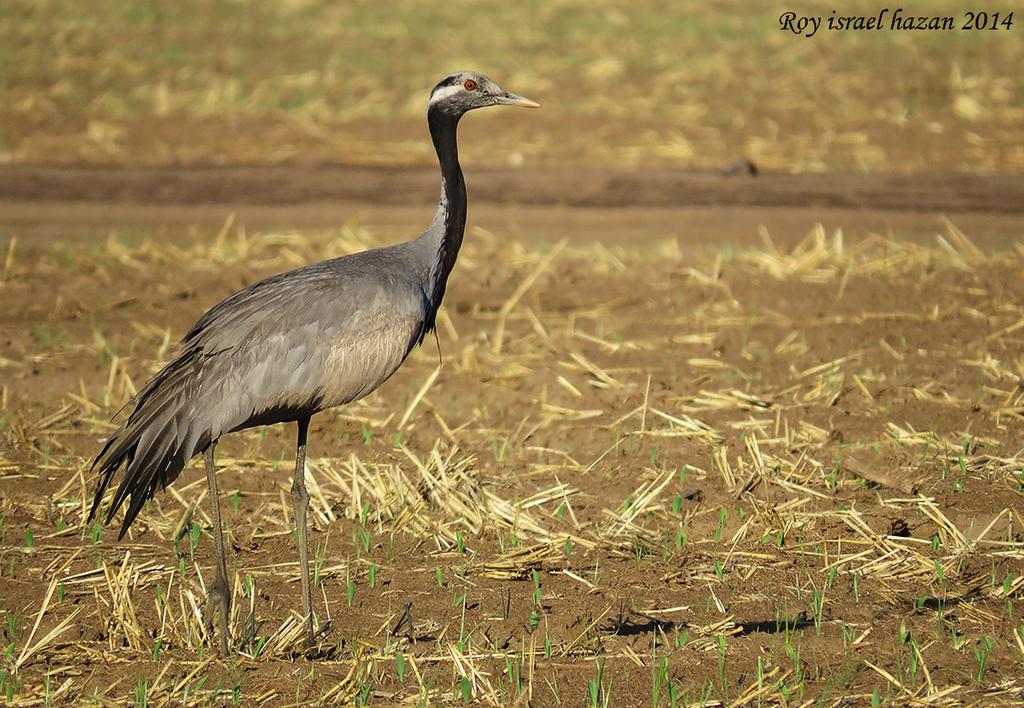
[91,248,429,536]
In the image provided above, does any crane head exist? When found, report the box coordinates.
[428,71,541,115]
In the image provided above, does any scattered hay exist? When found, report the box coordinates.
[2,221,1023,703]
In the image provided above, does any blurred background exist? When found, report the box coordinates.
[3,0,1022,174]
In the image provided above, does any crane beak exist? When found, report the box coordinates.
[500,91,542,108]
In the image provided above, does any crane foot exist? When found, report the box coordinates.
[203,573,231,654]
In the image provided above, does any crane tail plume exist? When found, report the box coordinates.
[89,359,210,537]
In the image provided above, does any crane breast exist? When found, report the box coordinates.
[214,310,422,434]
[318,309,423,409]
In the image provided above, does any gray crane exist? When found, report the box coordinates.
[88,72,540,654]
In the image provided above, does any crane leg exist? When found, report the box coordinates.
[291,416,316,651]
[202,444,231,654]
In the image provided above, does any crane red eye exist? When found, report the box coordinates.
[463,79,477,91]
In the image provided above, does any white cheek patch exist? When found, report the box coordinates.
[429,84,463,105]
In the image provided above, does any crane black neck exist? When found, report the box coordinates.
[423,104,468,325]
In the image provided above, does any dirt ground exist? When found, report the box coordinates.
[2,167,1024,705]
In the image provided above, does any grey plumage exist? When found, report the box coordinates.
[92,244,432,535]
[88,71,539,653]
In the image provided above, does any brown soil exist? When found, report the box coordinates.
[1,166,1023,705]
[3,164,1024,212]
